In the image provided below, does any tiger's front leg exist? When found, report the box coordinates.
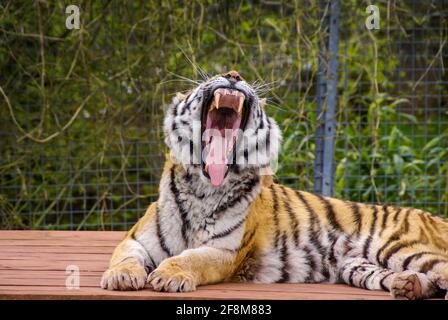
[101,203,159,291]
[147,247,235,292]
[100,238,150,290]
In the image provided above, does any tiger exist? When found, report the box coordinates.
[101,70,448,300]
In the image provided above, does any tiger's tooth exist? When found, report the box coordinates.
[238,96,244,114]
[205,164,209,173]
[214,93,221,109]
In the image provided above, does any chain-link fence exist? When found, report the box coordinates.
[1,0,447,230]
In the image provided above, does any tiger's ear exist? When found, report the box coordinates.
[259,98,267,109]
[174,92,188,103]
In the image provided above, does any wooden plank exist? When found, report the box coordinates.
[0,252,113,261]
[0,239,119,247]
[0,230,415,300]
[0,246,115,254]
[0,268,390,298]
[0,285,393,300]
[0,259,109,272]
[0,269,391,298]
[0,230,125,240]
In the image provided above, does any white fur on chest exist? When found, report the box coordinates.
[157,166,260,252]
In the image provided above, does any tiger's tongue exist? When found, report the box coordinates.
[205,111,241,187]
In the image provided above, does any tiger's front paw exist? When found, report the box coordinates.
[101,262,147,291]
[147,259,196,292]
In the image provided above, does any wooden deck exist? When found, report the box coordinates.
[0,230,395,300]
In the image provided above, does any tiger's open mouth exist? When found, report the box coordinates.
[201,87,248,187]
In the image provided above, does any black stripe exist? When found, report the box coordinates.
[349,202,362,236]
[376,236,400,266]
[426,213,442,232]
[243,126,270,157]
[328,238,338,266]
[294,191,324,252]
[362,206,378,258]
[172,101,179,117]
[348,264,362,286]
[379,271,394,291]
[258,115,265,130]
[376,206,412,264]
[209,217,246,240]
[266,117,271,150]
[130,231,156,271]
[169,166,189,245]
[213,175,260,215]
[392,207,402,224]
[420,214,445,250]
[315,194,343,231]
[303,246,317,282]
[180,95,192,115]
[402,251,433,270]
[270,185,281,249]
[145,254,157,273]
[379,205,390,237]
[321,264,330,280]
[156,205,172,257]
[419,214,434,237]
[403,209,411,233]
[361,270,376,289]
[277,233,290,283]
[419,259,444,273]
[184,169,192,183]
[294,191,328,272]
[239,225,258,250]
[383,240,420,269]
[342,236,352,256]
[280,186,300,247]
[171,101,180,131]
[128,228,137,240]
[376,240,393,265]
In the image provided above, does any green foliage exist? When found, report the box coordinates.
[0,1,446,230]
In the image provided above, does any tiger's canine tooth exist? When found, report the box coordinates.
[214,93,221,109]
[238,96,244,114]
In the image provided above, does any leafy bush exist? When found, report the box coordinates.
[0,1,446,230]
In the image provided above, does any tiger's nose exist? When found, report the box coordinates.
[225,70,242,84]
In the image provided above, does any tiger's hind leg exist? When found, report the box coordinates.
[339,258,438,299]
[421,260,448,300]
[382,250,448,299]
[389,270,439,300]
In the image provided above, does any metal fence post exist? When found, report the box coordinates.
[313,0,340,197]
